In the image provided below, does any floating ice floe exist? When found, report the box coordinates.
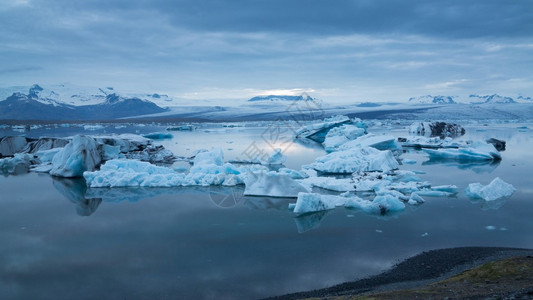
[466,177,515,201]
[422,141,501,161]
[409,121,465,138]
[322,124,366,151]
[399,136,459,149]
[308,146,399,174]
[262,148,286,165]
[294,115,366,143]
[85,148,246,187]
[338,134,402,156]
[243,172,309,198]
[83,124,105,131]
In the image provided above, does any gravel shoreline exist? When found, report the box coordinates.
[266,246,533,299]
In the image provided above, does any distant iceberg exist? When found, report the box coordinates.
[308,146,399,174]
[466,177,515,201]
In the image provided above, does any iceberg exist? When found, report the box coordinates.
[143,132,173,140]
[292,192,346,215]
[298,176,355,192]
[0,136,28,157]
[85,148,245,187]
[409,121,465,138]
[262,148,286,165]
[338,134,401,154]
[22,137,69,153]
[50,135,102,177]
[423,141,501,161]
[309,146,399,174]
[84,159,185,187]
[466,177,515,201]
[294,115,365,143]
[322,124,366,151]
[243,172,309,198]
[0,153,34,174]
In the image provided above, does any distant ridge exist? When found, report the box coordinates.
[0,84,168,120]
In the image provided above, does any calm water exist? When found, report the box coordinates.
[1,122,533,299]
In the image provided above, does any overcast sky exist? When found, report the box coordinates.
[1,0,532,103]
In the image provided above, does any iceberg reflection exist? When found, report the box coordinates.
[422,157,500,173]
[52,177,102,216]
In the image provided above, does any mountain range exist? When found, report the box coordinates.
[409,94,532,105]
[0,84,168,120]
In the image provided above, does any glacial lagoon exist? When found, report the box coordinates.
[1,121,533,299]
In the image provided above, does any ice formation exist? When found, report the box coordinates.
[50,135,102,177]
[0,136,28,157]
[85,148,245,187]
[262,148,287,165]
[243,172,309,198]
[322,124,366,151]
[409,121,465,138]
[423,141,501,161]
[143,132,173,140]
[294,115,365,143]
[0,153,34,174]
[308,146,399,174]
[466,177,515,201]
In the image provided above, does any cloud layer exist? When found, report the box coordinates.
[1,0,532,102]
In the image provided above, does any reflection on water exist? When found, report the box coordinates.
[421,157,501,173]
[2,123,533,299]
[295,210,333,233]
[53,177,102,216]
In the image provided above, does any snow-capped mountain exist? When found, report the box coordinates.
[248,93,315,102]
[0,85,168,120]
[0,84,177,107]
[468,94,516,104]
[408,95,457,104]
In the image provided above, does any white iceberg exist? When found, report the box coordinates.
[293,192,346,215]
[322,124,366,151]
[261,148,286,165]
[84,159,185,187]
[338,134,401,154]
[243,172,309,198]
[309,146,399,174]
[50,135,102,177]
[423,141,501,161]
[466,177,515,201]
[298,176,355,192]
[294,115,365,143]
[85,148,245,187]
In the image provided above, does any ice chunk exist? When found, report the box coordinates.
[35,148,63,164]
[293,192,345,215]
[84,159,185,187]
[409,121,465,138]
[322,124,366,151]
[143,132,173,140]
[338,134,401,154]
[0,153,34,174]
[309,146,399,174]
[83,124,104,131]
[0,136,28,157]
[466,177,515,201]
[22,137,69,153]
[167,124,194,131]
[244,172,309,198]
[262,148,286,165]
[299,176,355,192]
[50,135,102,178]
[294,115,365,143]
[277,168,307,179]
[372,195,406,213]
[423,141,501,161]
[416,190,454,197]
[100,144,122,160]
[409,192,425,203]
